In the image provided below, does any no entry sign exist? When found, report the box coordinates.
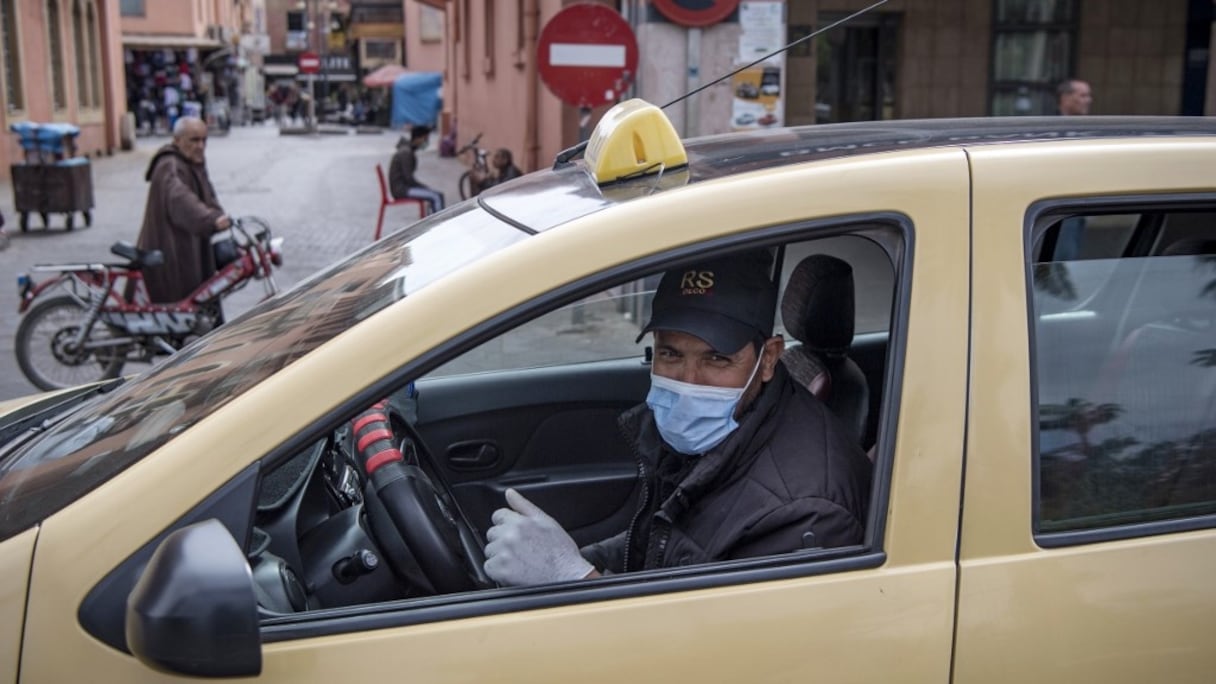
[298,51,321,75]
[537,4,638,108]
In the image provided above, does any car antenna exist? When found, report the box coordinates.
[553,0,890,170]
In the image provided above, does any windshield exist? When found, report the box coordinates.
[0,204,526,541]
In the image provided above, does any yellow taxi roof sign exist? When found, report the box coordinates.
[584,99,688,185]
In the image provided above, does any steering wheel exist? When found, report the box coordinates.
[351,399,493,594]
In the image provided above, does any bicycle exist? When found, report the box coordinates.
[14,215,285,390]
[457,132,487,200]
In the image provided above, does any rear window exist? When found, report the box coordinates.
[1032,209,1216,534]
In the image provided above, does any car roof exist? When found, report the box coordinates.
[481,115,1216,234]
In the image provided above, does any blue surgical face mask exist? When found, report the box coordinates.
[646,351,764,455]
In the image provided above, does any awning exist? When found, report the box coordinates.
[363,64,410,88]
[123,34,223,49]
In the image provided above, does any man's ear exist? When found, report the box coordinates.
[759,335,784,382]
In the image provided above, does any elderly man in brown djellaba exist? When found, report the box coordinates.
[135,116,232,318]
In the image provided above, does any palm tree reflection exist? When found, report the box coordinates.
[1039,398,1216,528]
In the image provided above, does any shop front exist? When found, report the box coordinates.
[122,36,234,135]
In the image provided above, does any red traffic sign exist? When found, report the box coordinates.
[537,4,638,108]
[298,51,321,75]
[652,0,739,27]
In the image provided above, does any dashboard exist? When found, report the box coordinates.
[250,422,410,614]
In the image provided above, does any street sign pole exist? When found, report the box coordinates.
[308,74,316,132]
[537,5,638,330]
[297,51,321,132]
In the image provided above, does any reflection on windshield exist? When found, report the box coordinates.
[0,204,526,541]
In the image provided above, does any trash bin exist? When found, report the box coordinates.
[9,122,93,232]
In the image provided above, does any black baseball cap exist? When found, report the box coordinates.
[639,250,777,353]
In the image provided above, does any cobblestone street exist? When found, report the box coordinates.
[0,124,467,400]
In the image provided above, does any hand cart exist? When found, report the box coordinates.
[9,122,94,232]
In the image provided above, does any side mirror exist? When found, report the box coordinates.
[125,519,262,678]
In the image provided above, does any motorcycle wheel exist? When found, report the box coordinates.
[16,294,126,391]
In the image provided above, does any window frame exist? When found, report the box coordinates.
[118,0,143,17]
[45,0,67,111]
[987,0,1079,116]
[71,0,88,109]
[1026,193,1216,548]
[0,0,25,116]
[85,0,101,111]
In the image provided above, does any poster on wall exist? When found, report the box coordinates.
[730,66,781,129]
[732,1,785,131]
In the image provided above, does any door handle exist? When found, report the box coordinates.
[446,440,500,470]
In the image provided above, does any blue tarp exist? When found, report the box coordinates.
[10,122,80,152]
[390,71,443,130]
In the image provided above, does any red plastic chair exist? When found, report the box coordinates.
[374,163,429,241]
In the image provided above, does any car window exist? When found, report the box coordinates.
[427,277,658,377]
[1032,212,1216,535]
[1033,213,1139,317]
[428,233,896,378]
[243,223,905,634]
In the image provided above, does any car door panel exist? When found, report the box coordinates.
[960,139,1216,682]
[245,150,972,681]
[413,358,650,541]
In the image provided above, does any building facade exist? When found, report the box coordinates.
[435,0,1216,175]
[0,0,126,179]
[120,0,254,135]
[262,0,371,123]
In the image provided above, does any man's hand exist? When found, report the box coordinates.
[214,215,232,231]
[483,488,594,586]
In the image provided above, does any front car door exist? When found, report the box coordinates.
[23,147,970,682]
[959,135,1216,681]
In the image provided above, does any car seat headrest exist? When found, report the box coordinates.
[780,254,855,355]
[1162,238,1216,256]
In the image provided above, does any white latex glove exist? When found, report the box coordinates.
[483,488,594,586]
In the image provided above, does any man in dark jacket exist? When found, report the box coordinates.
[388,125,445,213]
[484,250,872,585]
[135,116,230,304]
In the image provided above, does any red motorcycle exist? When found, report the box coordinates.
[15,216,284,391]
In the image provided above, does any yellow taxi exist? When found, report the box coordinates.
[1,100,1213,682]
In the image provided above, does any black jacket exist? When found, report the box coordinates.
[582,364,871,573]
[388,145,418,198]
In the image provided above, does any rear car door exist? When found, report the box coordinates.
[959,136,1216,682]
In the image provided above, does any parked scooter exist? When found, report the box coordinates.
[14,216,284,391]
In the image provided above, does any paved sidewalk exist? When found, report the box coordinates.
[0,123,470,400]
